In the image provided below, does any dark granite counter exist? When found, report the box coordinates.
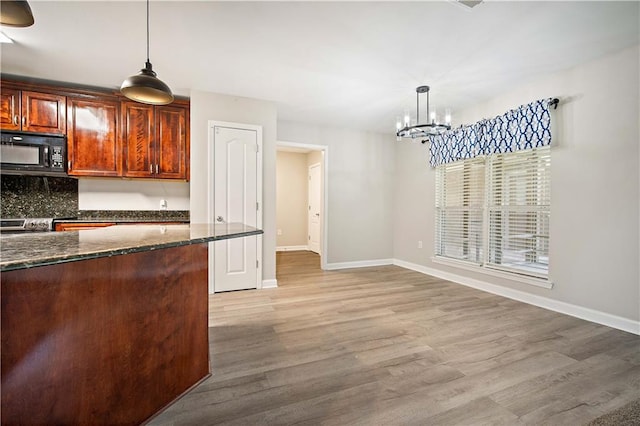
[0,223,261,272]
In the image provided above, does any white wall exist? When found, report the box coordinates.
[278,122,396,264]
[190,90,277,282]
[276,151,308,247]
[78,179,189,211]
[394,45,640,323]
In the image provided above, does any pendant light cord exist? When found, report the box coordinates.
[146,0,150,63]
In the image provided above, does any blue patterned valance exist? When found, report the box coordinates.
[429,98,554,167]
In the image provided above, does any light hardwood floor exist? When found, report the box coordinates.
[150,251,640,425]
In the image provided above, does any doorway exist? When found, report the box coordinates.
[276,141,328,272]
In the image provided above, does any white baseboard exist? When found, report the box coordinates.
[276,246,309,252]
[325,258,394,271]
[393,259,640,336]
[261,279,278,289]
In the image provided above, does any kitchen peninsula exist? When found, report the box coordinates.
[1,223,262,425]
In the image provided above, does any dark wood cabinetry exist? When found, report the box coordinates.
[1,244,209,425]
[0,88,20,130]
[156,105,189,179]
[67,96,121,177]
[54,222,116,231]
[1,78,190,180]
[0,88,66,134]
[122,102,189,180]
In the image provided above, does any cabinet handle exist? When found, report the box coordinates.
[149,164,153,174]
[13,115,18,125]
[68,160,71,170]
[155,164,159,174]
[22,116,26,127]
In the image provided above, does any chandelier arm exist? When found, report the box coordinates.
[427,89,430,124]
[416,90,419,127]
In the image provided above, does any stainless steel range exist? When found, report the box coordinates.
[0,218,56,233]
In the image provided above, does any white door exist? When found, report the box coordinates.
[209,123,262,293]
[308,163,321,254]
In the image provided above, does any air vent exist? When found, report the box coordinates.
[457,0,483,9]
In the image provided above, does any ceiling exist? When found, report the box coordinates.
[1,1,638,134]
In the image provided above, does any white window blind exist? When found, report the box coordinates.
[435,158,485,264]
[435,146,550,279]
[487,147,550,277]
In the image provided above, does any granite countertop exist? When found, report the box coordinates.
[0,223,262,272]
[55,218,190,224]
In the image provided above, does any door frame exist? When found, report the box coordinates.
[307,162,322,255]
[208,120,263,294]
[276,140,329,270]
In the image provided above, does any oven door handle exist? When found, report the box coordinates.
[0,226,27,232]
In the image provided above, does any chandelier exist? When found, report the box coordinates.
[396,86,451,140]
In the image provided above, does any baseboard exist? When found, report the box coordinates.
[261,279,278,289]
[393,259,640,336]
[325,258,394,271]
[276,246,309,252]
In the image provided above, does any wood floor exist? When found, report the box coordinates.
[150,251,640,425]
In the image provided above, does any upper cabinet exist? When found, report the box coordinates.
[122,102,189,180]
[0,88,20,130]
[1,78,190,181]
[0,88,66,134]
[122,102,154,178]
[156,105,189,179]
[67,96,121,177]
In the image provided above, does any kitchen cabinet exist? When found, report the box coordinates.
[1,78,189,180]
[122,102,189,180]
[54,222,116,231]
[1,243,209,425]
[67,96,121,177]
[0,88,66,134]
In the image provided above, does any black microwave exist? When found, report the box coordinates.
[0,132,68,177]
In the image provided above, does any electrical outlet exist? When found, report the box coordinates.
[418,240,423,249]
[277,229,282,236]
[160,199,167,210]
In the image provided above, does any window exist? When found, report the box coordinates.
[435,146,550,279]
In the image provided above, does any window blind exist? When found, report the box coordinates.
[435,146,550,279]
[487,147,550,277]
[435,157,485,264]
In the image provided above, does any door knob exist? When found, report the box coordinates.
[216,216,225,223]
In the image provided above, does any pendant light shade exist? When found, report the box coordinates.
[120,0,173,105]
[0,1,35,27]
[121,61,174,105]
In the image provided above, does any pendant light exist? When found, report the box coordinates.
[120,0,173,105]
[0,1,35,27]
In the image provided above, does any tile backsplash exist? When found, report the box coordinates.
[1,175,78,218]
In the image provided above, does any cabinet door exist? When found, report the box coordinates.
[22,91,66,134]
[67,97,121,177]
[156,105,188,180]
[0,88,21,131]
[122,102,154,178]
